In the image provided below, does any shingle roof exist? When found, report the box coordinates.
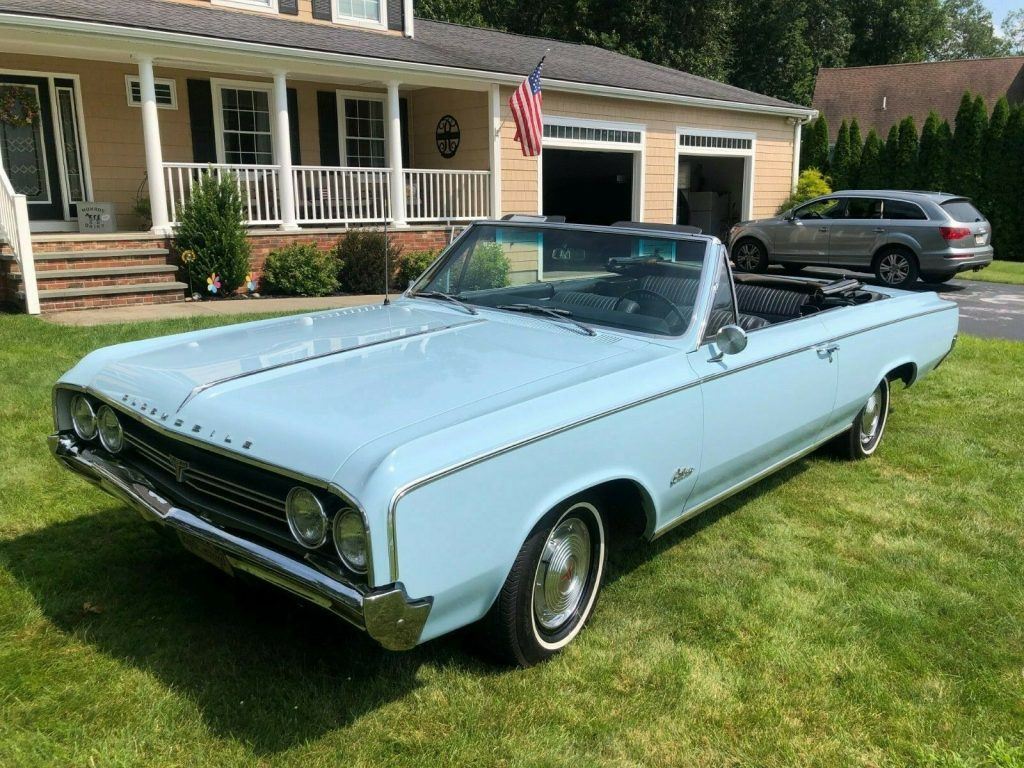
[812,57,1024,141]
[0,0,806,112]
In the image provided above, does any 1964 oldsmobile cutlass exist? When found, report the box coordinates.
[50,219,958,666]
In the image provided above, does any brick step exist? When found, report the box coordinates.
[19,281,188,303]
[3,247,170,261]
[32,290,187,313]
[23,273,181,292]
[13,264,179,281]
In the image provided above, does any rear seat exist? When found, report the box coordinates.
[734,283,810,324]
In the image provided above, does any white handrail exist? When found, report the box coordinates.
[164,163,282,226]
[404,169,491,222]
[293,166,392,224]
[0,167,39,314]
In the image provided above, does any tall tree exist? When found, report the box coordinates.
[893,117,920,189]
[931,0,1011,59]
[831,120,852,189]
[918,111,950,191]
[994,106,1024,261]
[950,92,988,199]
[729,0,816,104]
[881,124,900,187]
[1004,9,1024,54]
[802,116,830,173]
[846,0,946,65]
[847,119,863,187]
[980,96,1010,215]
[858,129,886,188]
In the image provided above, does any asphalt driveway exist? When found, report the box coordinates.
[790,268,1024,341]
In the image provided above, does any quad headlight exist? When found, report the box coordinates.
[70,394,98,440]
[333,508,368,574]
[286,487,328,549]
[96,405,124,453]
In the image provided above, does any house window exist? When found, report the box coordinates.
[335,0,384,25]
[125,76,177,109]
[211,0,278,13]
[219,86,274,165]
[342,97,386,167]
[56,87,87,203]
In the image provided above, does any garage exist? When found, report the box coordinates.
[540,118,644,225]
[675,129,755,240]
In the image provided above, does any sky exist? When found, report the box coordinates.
[985,0,1019,28]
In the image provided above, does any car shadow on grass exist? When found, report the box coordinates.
[0,506,493,754]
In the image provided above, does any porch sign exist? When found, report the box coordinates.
[78,202,116,234]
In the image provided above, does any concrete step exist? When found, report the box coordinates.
[15,264,179,281]
[20,281,189,301]
[2,247,170,262]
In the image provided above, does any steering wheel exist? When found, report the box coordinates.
[614,288,688,331]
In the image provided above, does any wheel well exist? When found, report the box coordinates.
[587,479,655,541]
[886,362,918,387]
[871,243,918,269]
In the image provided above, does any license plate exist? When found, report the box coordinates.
[975,234,986,245]
[179,533,233,575]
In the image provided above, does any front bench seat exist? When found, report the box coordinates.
[555,290,640,314]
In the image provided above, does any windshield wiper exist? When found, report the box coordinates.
[412,291,478,315]
[496,304,597,337]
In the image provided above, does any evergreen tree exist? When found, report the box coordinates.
[989,105,1024,261]
[980,96,1010,215]
[950,92,987,198]
[847,119,863,187]
[802,116,830,174]
[858,129,885,188]
[893,116,920,189]
[831,120,852,189]
[881,124,900,187]
[918,111,949,190]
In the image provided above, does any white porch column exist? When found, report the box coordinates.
[386,80,407,226]
[272,71,299,231]
[488,84,503,219]
[136,56,170,234]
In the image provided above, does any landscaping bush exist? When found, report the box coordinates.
[260,243,338,297]
[395,249,439,289]
[462,241,511,291]
[335,229,404,294]
[174,172,251,294]
[775,169,832,215]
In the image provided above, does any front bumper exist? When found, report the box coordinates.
[49,432,431,651]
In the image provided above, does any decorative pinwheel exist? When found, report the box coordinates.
[245,273,257,293]
[207,274,221,295]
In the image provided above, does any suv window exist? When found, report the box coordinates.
[844,198,884,219]
[794,198,844,220]
[941,199,985,222]
[884,199,927,220]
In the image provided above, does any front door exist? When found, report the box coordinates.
[828,197,885,268]
[0,75,64,220]
[773,197,845,264]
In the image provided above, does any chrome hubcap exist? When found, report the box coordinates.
[859,386,882,445]
[879,253,909,284]
[533,516,592,632]
[736,244,759,270]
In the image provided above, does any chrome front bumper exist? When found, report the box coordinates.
[49,433,431,651]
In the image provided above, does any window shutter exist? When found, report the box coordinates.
[400,97,410,167]
[387,0,403,31]
[287,88,302,164]
[311,0,332,21]
[187,79,217,163]
[317,91,340,166]
[279,0,299,14]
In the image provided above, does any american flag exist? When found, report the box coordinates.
[510,58,545,157]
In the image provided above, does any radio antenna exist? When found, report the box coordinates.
[382,216,391,306]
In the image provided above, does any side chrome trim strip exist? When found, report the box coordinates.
[385,302,958,580]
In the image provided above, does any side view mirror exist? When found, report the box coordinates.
[709,324,748,362]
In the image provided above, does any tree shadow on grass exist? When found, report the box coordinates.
[0,506,491,755]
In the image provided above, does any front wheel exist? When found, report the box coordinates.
[874,248,919,288]
[733,239,769,273]
[840,378,890,459]
[480,497,607,667]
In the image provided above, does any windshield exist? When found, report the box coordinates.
[410,224,710,336]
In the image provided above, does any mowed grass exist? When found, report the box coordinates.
[1,312,1022,767]
[959,260,1024,286]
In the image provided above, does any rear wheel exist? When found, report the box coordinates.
[733,239,769,273]
[874,247,919,288]
[839,378,890,459]
[480,497,607,667]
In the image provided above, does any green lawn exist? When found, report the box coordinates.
[1,313,1022,767]
[959,260,1024,285]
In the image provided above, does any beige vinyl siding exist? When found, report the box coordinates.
[406,88,489,171]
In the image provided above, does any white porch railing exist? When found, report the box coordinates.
[0,166,39,315]
[293,166,391,225]
[405,169,492,222]
[164,163,491,227]
[165,163,282,226]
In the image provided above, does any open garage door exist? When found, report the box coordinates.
[542,149,634,225]
[676,129,755,240]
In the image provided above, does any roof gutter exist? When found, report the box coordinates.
[0,12,816,119]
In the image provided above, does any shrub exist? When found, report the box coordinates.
[395,249,439,289]
[260,243,338,297]
[335,229,403,294]
[174,171,251,294]
[462,241,511,291]
[775,169,832,215]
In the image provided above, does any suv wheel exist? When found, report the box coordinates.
[733,239,768,273]
[874,247,919,288]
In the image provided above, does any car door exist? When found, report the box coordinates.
[684,253,839,511]
[827,197,885,268]
[772,197,844,263]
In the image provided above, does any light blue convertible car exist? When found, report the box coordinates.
[50,219,958,666]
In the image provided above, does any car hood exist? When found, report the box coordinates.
[79,301,651,481]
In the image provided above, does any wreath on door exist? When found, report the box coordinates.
[0,86,40,127]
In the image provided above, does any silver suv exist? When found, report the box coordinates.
[728,190,993,288]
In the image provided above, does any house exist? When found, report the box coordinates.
[0,0,814,313]
[812,57,1024,142]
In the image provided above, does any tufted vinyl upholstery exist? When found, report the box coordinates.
[555,290,640,314]
[706,308,770,337]
[734,284,809,323]
[638,275,701,306]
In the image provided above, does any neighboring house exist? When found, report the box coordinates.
[813,56,1024,142]
[0,0,813,314]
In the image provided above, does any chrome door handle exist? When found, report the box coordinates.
[816,343,840,362]
[818,227,828,232]
[874,227,886,233]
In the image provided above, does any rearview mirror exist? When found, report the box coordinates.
[709,324,748,361]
